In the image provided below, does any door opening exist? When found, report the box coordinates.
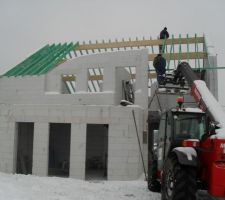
[85,124,108,180]
[48,123,71,177]
[16,122,34,175]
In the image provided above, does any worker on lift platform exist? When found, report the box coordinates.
[153,54,166,85]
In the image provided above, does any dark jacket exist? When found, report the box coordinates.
[153,55,166,74]
[160,29,169,39]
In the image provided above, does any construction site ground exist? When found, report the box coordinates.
[0,172,160,200]
[0,172,218,200]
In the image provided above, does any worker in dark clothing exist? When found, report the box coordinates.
[159,27,169,53]
[153,54,166,85]
[160,27,169,39]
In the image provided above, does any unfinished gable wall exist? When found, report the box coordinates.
[46,49,148,108]
[0,49,148,180]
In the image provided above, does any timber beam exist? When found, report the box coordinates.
[76,37,204,51]
[149,52,207,61]
[62,73,157,82]
[62,74,103,82]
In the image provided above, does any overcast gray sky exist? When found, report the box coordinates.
[0,0,225,103]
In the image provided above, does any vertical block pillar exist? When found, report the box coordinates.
[133,50,149,170]
[45,74,62,93]
[5,122,16,173]
[32,122,49,176]
[104,66,116,92]
[76,68,88,92]
[135,49,149,110]
[70,123,86,179]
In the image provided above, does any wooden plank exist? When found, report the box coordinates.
[149,73,157,79]
[76,37,204,50]
[148,52,207,61]
[62,73,157,81]
[129,73,157,79]
[62,74,103,82]
[89,74,103,80]
[62,76,75,81]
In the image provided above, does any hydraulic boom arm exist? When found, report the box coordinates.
[175,62,225,139]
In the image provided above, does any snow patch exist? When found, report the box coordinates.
[183,107,204,113]
[175,147,197,160]
[171,107,204,113]
[175,147,197,156]
[158,88,167,92]
[45,91,60,94]
[184,139,200,142]
[127,105,142,108]
[75,91,114,94]
[0,172,161,200]
[135,89,142,93]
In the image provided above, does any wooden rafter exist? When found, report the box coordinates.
[61,35,207,83]
[76,37,204,51]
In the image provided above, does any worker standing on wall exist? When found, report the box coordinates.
[159,27,169,53]
[153,54,166,85]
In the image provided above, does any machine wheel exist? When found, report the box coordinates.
[161,155,197,200]
[148,159,161,192]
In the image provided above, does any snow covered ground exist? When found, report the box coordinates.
[0,172,160,200]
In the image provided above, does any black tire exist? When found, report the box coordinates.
[148,159,161,192]
[161,155,197,200]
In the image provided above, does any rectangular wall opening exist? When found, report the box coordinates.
[16,122,34,175]
[61,74,76,94]
[115,66,135,105]
[85,124,108,180]
[48,123,71,177]
[88,68,103,92]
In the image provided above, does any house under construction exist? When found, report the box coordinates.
[0,34,219,180]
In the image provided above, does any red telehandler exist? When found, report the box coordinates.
[148,62,225,200]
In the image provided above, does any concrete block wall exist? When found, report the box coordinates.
[0,50,149,108]
[0,77,116,106]
[0,103,144,180]
[108,107,144,180]
[0,49,149,180]
[47,49,149,107]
